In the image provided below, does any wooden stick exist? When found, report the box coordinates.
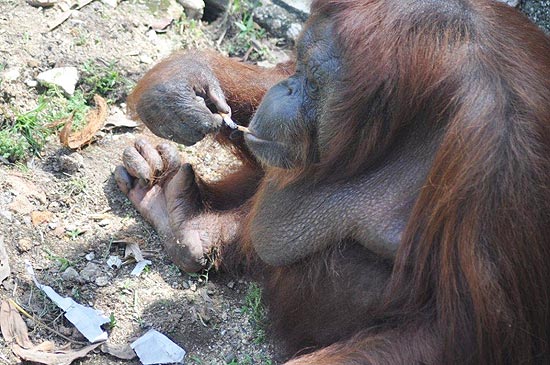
[219,113,250,134]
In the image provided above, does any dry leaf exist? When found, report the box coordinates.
[12,342,102,365]
[60,95,108,149]
[124,242,144,262]
[1,301,102,365]
[31,211,54,226]
[0,301,33,348]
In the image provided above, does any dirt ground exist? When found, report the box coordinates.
[0,0,290,364]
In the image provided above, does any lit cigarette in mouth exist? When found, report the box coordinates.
[219,112,250,133]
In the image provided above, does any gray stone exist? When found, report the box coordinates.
[36,67,79,96]
[178,0,205,20]
[80,262,101,282]
[2,67,21,82]
[54,153,84,174]
[61,267,82,283]
[95,276,110,286]
[253,3,303,42]
[273,0,311,19]
[16,238,33,253]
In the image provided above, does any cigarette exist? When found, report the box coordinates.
[219,112,250,134]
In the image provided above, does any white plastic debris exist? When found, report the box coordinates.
[130,329,186,365]
[25,260,109,342]
[130,260,152,276]
[106,255,123,269]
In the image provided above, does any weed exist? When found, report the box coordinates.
[188,354,204,364]
[109,313,117,329]
[43,248,72,271]
[175,16,205,48]
[0,86,91,162]
[224,0,269,60]
[81,60,130,102]
[242,282,267,344]
[67,228,84,240]
[68,176,88,196]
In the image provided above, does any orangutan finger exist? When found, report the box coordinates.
[114,165,134,195]
[122,146,152,184]
[135,138,163,177]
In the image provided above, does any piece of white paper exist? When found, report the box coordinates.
[25,260,109,342]
[131,329,186,364]
[130,260,152,276]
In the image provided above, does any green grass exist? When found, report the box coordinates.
[43,247,72,271]
[81,60,130,102]
[242,282,267,344]
[0,59,128,163]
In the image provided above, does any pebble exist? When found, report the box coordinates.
[0,210,13,222]
[80,262,101,282]
[98,219,111,227]
[25,79,38,88]
[55,153,84,174]
[227,281,235,289]
[16,238,33,253]
[138,53,153,64]
[95,276,110,287]
[2,67,21,82]
[61,267,81,283]
[85,252,95,261]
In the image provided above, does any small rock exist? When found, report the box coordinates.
[61,267,81,283]
[25,79,38,88]
[48,222,58,230]
[95,276,110,286]
[227,281,235,289]
[0,210,13,222]
[16,238,33,253]
[178,0,205,20]
[27,59,40,68]
[98,219,111,227]
[181,281,190,289]
[31,210,53,226]
[48,201,61,211]
[8,195,34,215]
[139,53,154,64]
[36,67,79,96]
[55,153,84,174]
[2,67,21,82]
[80,262,101,282]
[85,252,95,261]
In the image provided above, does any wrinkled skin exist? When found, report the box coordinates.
[116,18,425,270]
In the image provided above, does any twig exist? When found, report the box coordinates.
[8,299,89,346]
[219,113,250,133]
